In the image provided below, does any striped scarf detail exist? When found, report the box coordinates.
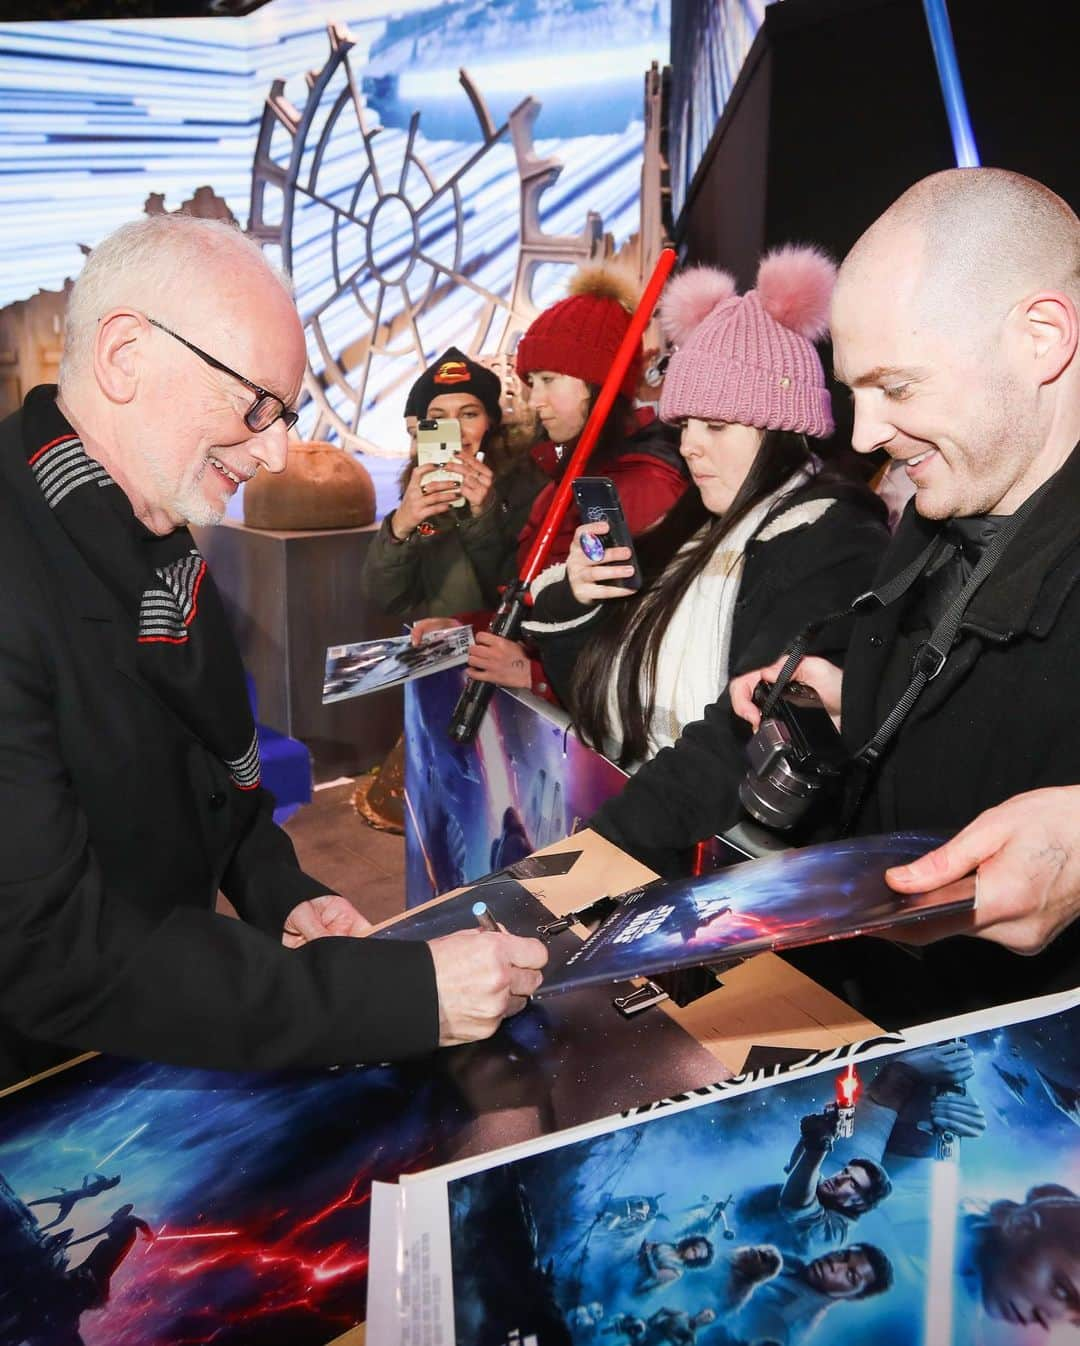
[139,552,206,644]
[29,434,112,507]
[226,731,261,790]
[24,389,260,793]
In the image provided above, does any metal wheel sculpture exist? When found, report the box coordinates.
[249,23,609,454]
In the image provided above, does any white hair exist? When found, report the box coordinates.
[58,214,293,394]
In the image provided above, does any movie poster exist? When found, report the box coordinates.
[536,832,972,997]
[0,882,721,1346]
[403,668,629,904]
[370,989,1080,1345]
[323,628,472,703]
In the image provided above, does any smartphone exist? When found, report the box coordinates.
[571,476,642,590]
[416,418,464,506]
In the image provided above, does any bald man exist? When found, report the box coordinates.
[0,214,545,1088]
[591,168,1080,1025]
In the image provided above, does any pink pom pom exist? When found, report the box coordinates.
[756,246,837,340]
[658,266,737,346]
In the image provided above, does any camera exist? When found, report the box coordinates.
[737,680,848,831]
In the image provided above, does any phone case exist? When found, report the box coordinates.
[416,419,464,504]
[571,476,642,590]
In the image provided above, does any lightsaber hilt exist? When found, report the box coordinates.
[935,1082,965,1161]
[448,583,529,743]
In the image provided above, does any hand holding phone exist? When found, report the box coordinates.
[416,417,465,507]
[570,477,642,595]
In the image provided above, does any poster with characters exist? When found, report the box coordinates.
[0,880,722,1346]
[369,988,1080,1345]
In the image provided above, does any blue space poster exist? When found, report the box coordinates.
[436,992,1080,1346]
[0,880,722,1346]
[404,668,628,904]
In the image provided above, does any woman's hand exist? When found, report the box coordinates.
[467,632,532,688]
[409,616,462,646]
[391,462,461,538]
[729,654,844,731]
[449,454,495,516]
[566,521,637,604]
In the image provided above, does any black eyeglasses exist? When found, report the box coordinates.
[146,317,299,433]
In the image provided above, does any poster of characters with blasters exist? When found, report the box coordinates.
[373,988,1080,1345]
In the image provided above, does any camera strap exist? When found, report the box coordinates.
[762,476,1052,775]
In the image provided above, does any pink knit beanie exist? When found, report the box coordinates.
[658,246,836,438]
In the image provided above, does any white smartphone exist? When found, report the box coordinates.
[416,418,464,507]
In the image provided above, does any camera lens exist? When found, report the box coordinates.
[738,759,822,831]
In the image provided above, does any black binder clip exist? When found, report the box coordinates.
[536,894,622,939]
[613,960,742,1017]
[613,980,670,1016]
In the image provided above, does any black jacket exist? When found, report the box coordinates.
[592,447,1080,1022]
[0,398,438,1088]
[528,477,889,716]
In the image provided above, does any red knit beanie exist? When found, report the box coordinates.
[515,262,643,400]
[658,246,836,438]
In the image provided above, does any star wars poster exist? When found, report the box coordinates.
[369,988,1080,1345]
[403,668,629,904]
[0,880,722,1346]
[535,832,974,997]
[322,628,473,704]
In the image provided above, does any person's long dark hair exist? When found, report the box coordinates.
[571,430,852,765]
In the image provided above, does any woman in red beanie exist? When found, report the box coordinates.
[525,246,889,768]
[411,264,689,695]
[511,261,690,569]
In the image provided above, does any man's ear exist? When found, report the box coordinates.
[93,310,146,405]
[1013,290,1078,387]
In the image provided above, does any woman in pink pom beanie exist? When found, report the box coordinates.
[526,245,889,774]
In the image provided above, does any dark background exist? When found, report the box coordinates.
[676,0,1080,282]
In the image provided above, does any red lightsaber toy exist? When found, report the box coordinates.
[831,1063,861,1139]
[448,246,677,743]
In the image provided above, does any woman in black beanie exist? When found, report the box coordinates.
[362,347,545,617]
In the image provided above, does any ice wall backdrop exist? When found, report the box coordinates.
[0,0,669,514]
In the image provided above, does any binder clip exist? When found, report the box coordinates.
[613,980,669,1016]
[537,894,622,939]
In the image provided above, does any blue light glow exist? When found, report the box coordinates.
[922,0,980,168]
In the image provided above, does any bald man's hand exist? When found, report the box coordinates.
[885,786,1080,955]
[428,928,548,1046]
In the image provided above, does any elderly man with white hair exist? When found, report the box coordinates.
[0,214,546,1088]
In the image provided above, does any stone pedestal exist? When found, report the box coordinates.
[192,519,402,782]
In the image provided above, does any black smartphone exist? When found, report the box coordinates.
[751,680,847,775]
[570,476,642,591]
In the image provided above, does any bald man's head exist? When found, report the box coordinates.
[839,168,1080,341]
[832,169,1080,519]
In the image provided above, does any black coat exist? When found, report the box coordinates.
[528,477,889,718]
[592,447,1080,1024]
[0,399,438,1088]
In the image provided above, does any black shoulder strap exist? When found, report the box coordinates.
[763,477,1052,765]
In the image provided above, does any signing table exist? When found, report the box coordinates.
[0,830,875,1346]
